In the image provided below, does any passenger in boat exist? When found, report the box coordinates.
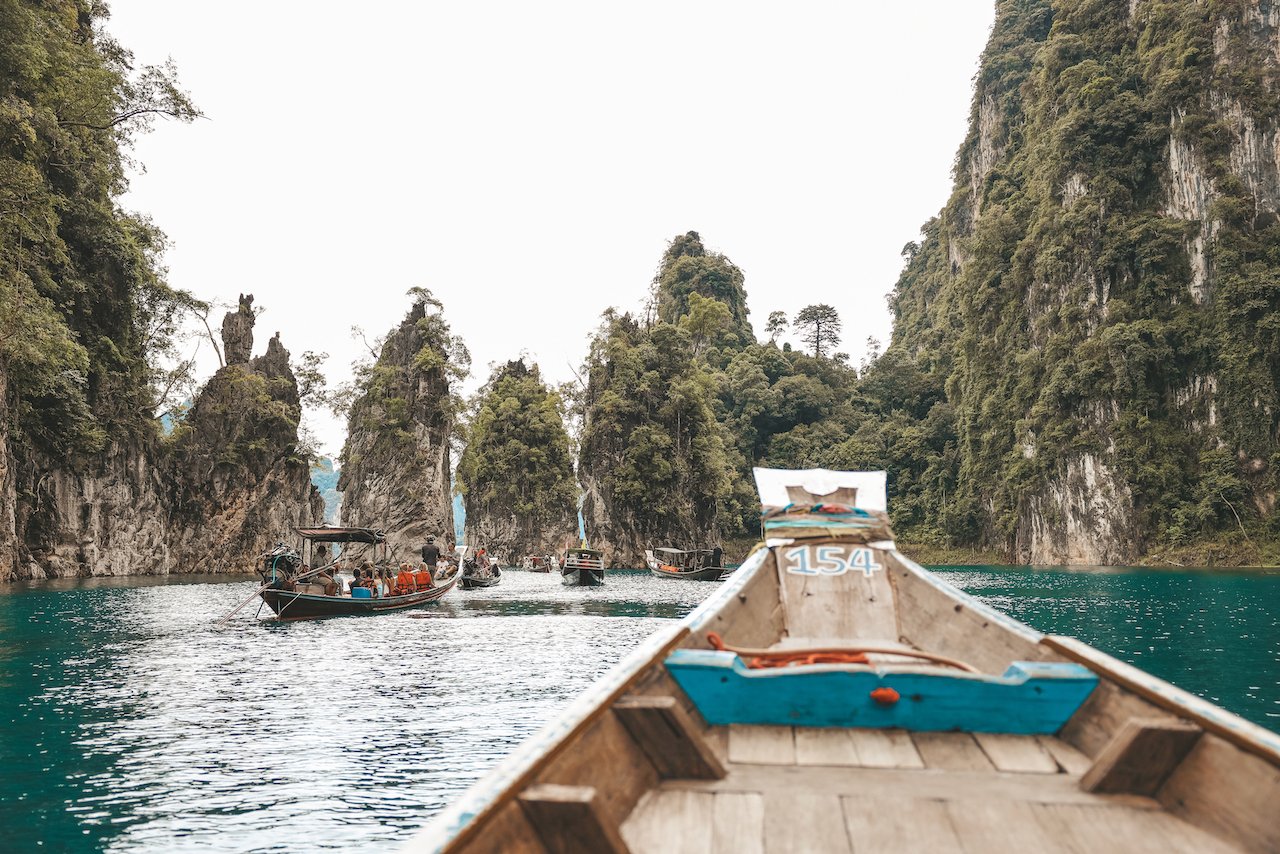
[395,562,415,595]
[380,567,395,597]
[421,536,441,572]
[415,562,435,589]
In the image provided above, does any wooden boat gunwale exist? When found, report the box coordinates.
[262,573,457,620]
[409,483,1280,850]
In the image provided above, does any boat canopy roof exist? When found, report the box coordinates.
[295,526,386,544]
[753,467,887,511]
[655,547,715,556]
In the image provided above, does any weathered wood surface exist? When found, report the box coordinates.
[912,731,997,771]
[454,801,547,854]
[973,732,1059,774]
[518,784,630,854]
[1033,803,1241,854]
[775,545,898,642]
[887,552,1053,675]
[620,790,711,854]
[1038,736,1092,774]
[845,728,924,769]
[728,725,795,765]
[661,763,1160,808]
[1058,678,1177,758]
[843,795,962,852]
[711,792,764,854]
[794,727,860,766]
[762,792,851,853]
[690,552,782,650]
[1044,634,1280,767]
[613,695,725,780]
[1080,717,1201,795]
[1159,733,1280,853]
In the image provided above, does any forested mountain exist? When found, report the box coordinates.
[457,359,577,560]
[0,3,319,580]
[883,0,1280,564]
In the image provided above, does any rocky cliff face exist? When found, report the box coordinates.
[166,296,324,573]
[1,296,322,581]
[338,299,458,561]
[888,0,1280,563]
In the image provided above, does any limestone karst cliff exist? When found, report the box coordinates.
[457,360,577,563]
[338,297,463,560]
[0,295,323,581]
[886,0,1280,563]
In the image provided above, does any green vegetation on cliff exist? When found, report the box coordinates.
[0,0,199,458]
[457,359,576,550]
[886,0,1280,560]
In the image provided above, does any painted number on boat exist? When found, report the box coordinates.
[782,546,882,577]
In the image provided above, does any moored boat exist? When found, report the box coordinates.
[410,468,1280,853]
[644,547,725,581]
[256,527,457,620]
[561,548,605,586]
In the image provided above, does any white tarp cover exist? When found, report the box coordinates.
[752,468,888,512]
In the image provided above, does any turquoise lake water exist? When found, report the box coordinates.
[0,565,1276,851]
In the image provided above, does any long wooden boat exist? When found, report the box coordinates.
[645,548,725,581]
[409,468,1280,853]
[562,548,605,586]
[257,526,456,620]
[461,571,502,590]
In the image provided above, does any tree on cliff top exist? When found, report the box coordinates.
[793,304,842,358]
[457,359,577,545]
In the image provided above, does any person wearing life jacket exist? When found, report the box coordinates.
[395,562,416,595]
[415,562,435,589]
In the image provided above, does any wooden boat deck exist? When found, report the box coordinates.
[622,725,1240,853]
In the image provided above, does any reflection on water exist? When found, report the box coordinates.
[0,571,710,852]
[1,565,1277,851]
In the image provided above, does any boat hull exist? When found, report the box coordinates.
[460,575,501,589]
[647,564,724,581]
[561,567,604,586]
[260,576,455,619]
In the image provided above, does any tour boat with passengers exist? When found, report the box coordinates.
[409,468,1280,853]
[645,546,727,581]
[256,526,456,619]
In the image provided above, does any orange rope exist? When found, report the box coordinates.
[705,632,979,673]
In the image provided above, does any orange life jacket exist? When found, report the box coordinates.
[415,570,434,588]
[396,570,415,592]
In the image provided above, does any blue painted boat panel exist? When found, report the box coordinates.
[665,650,1098,734]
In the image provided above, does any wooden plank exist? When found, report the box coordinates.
[1158,733,1280,853]
[776,544,898,641]
[1080,717,1201,795]
[727,725,795,765]
[1031,803,1241,854]
[1043,634,1280,767]
[660,763,1163,808]
[841,795,962,852]
[613,694,725,780]
[911,732,996,772]
[1058,677,1176,758]
[619,790,713,854]
[974,733,1059,774]
[535,706,660,829]
[794,727,859,766]
[945,798,1059,852]
[844,729,923,768]
[711,792,763,854]
[453,801,548,854]
[1038,737,1092,775]
[518,784,630,854]
[762,791,851,853]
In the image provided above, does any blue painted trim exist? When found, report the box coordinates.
[665,650,1098,734]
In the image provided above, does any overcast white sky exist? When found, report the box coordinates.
[109,1,995,457]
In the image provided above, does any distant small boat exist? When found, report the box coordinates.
[561,548,605,586]
[461,564,502,590]
[412,468,1280,854]
[520,555,555,573]
[645,547,726,581]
